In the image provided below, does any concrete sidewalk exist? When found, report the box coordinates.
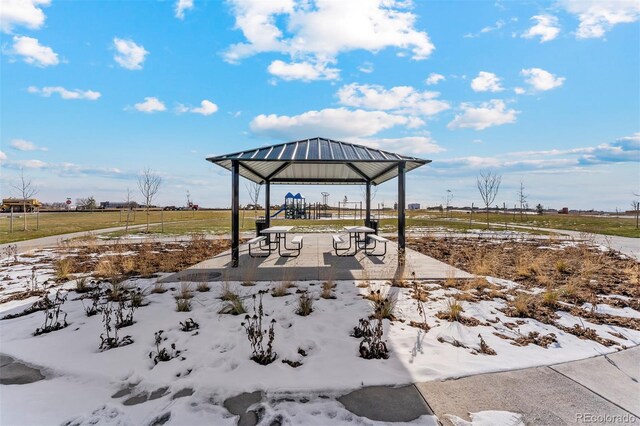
[219,347,639,425]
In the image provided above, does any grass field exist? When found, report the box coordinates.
[0,208,637,244]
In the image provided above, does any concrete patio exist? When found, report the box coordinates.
[161,233,472,282]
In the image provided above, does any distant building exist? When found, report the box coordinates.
[559,207,569,214]
[408,203,421,210]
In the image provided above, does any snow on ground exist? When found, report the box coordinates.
[1,249,639,425]
[446,411,524,426]
[581,303,640,319]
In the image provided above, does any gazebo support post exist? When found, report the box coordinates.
[265,181,271,228]
[365,181,371,225]
[231,160,240,267]
[397,161,406,266]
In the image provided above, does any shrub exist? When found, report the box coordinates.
[271,282,292,297]
[175,298,191,312]
[149,330,182,365]
[477,334,496,355]
[542,290,558,307]
[219,297,247,315]
[83,287,102,317]
[55,257,75,281]
[34,290,69,336]
[151,282,167,294]
[99,302,133,350]
[220,281,239,301]
[75,277,91,293]
[106,279,127,302]
[555,260,569,274]
[241,290,277,365]
[368,289,397,320]
[320,280,336,299]
[443,298,463,322]
[196,282,210,292]
[130,289,145,308]
[295,292,314,316]
[511,293,531,317]
[115,294,137,328]
[411,280,429,331]
[357,315,389,360]
[179,318,199,332]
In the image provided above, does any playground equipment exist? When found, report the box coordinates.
[272,192,307,219]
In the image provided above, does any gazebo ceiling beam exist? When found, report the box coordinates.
[270,178,366,184]
[370,162,401,183]
[239,161,267,183]
[265,162,291,181]
[346,163,371,182]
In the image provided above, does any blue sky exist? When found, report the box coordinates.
[1,0,639,210]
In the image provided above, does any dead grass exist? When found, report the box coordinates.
[443,298,463,321]
[272,281,293,297]
[407,237,639,306]
[321,280,336,299]
[295,292,314,316]
[54,239,230,279]
[55,257,75,281]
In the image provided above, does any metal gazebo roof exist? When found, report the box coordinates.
[206,137,430,185]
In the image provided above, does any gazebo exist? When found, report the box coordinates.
[206,137,430,267]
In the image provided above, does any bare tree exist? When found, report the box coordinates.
[445,189,453,218]
[245,182,262,217]
[76,196,96,212]
[11,169,38,231]
[137,168,162,232]
[476,169,501,228]
[517,180,528,221]
[359,184,379,202]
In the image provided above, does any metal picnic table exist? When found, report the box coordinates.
[338,225,376,255]
[260,226,303,257]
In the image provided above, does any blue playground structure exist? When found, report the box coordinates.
[272,192,307,219]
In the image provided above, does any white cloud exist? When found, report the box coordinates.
[348,136,445,155]
[514,87,526,95]
[132,97,166,113]
[177,99,219,115]
[175,0,194,19]
[12,35,58,67]
[358,61,374,74]
[447,99,518,130]
[522,14,560,42]
[470,71,503,92]
[250,107,423,139]
[559,0,640,39]
[425,72,445,85]
[18,159,47,169]
[113,38,148,70]
[521,68,565,91]
[464,18,514,38]
[0,0,50,33]
[0,151,6,162]
[267,59,339,81]
[337,83,450,117]
[9,139,47,151]
[27,86,101,100]
[225,0,434,80]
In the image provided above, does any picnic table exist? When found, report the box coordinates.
[343,226,376,249]
[249,226,302,257]
[333,226,376,256]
